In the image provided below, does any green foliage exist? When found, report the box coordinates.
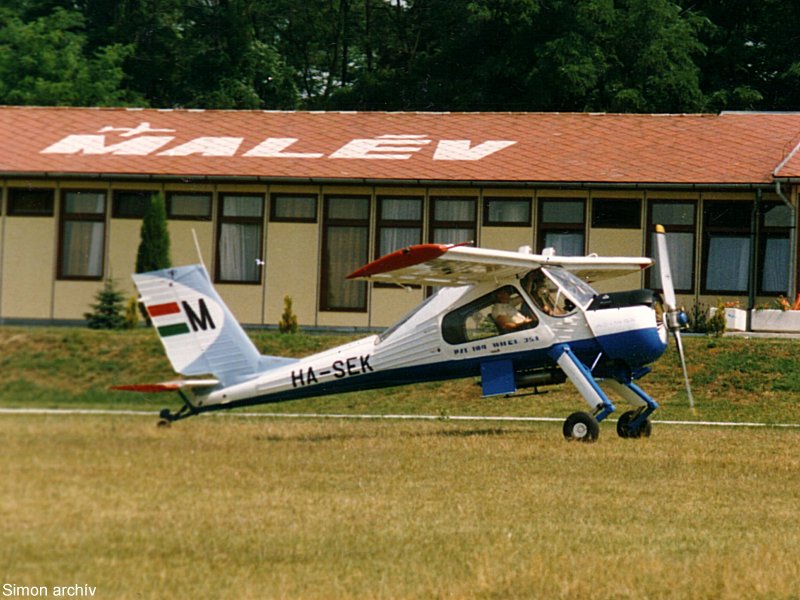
[5,1,800,112]
[84,279,127,330]
[278,295,300,334]
[135,193,171,274]
[0,6,141,106]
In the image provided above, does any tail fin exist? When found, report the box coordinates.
[133,265,262,385]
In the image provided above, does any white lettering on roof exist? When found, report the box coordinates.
[330,134,431,159]
[433,140,517,160]
[41,134,174,155]
[99,122,175,137]
[39,122,516,161]
[158,136,243,157]
[243,138,323,158]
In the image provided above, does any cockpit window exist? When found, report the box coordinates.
[442,285,538,345]
[521,267,596,315]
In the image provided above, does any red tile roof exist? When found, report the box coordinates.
[2,106,800,185]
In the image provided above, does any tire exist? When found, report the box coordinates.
[563,411,599,443]
[616,410,652,439]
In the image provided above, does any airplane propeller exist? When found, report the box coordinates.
[654,224,695,410]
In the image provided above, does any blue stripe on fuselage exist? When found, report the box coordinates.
[195,326,665,416]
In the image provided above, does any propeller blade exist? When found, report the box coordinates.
[654,224,677,311]
[672,329,695,411]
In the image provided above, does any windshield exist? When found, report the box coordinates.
[541,267,597,310]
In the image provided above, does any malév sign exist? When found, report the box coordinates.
[41,122,517,161]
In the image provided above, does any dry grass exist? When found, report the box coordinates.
[2,414,800,599]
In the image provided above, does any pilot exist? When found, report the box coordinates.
[492,288,536,331]
[525,270,559,315]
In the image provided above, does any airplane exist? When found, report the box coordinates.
[112,225,693,442]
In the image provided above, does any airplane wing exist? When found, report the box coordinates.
[347,244,652,287]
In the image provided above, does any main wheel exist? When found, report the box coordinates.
[563,411,599,443]
[616,410,652,439]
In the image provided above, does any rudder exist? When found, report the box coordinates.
[133,265,262,385]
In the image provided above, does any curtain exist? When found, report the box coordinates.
[380,227,420,255]
[219,223,260,282]
[327,226,367,308]
[62,221,104,277]
[650,232,693,290]
[706,235,750,292]
[434,199,474,222]
[274,196,316,220]
[433,228,474,245]
[762,236,789,293]
[487,200,530,224]
[544,232,584,256]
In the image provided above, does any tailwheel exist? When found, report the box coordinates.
[563,411,600,443]
[616,409,652,439]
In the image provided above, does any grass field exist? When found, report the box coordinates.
[2,327,800,598]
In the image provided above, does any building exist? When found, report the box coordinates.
[1,106,799,329]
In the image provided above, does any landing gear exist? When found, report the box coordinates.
[616,409,652,438]
[563,411,600,443]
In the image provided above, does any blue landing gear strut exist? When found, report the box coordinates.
[604,380,659,439]
[549,345,616,443]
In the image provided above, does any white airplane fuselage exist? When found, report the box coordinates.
[197,277,668,412]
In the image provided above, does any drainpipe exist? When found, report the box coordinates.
[775,180,797,299]
[749,190,760,314]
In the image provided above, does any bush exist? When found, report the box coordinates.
[279,296,299,334]
[85,279,127,330]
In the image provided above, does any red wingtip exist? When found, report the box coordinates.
[347,243,453,279]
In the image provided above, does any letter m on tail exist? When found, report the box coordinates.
[133,265,261,385]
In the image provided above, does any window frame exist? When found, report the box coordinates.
[757,200,793,295]
[320,195,371,312]
[591,197,642,229]
[8,188,55,216]
[166,191,212,221]
[701,200,754,296]
[112,190,157,219]
[270,193,319,223]
[483,196,533,227]
[215,193,265,285]
[57,189,107,281]
[429,196,477,245]
[537,197,586,255]
[645,200,697,294]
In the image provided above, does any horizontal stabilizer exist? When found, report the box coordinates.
[110,379,219,394]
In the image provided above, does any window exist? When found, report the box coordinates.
[321,196,370,311]
[270,194,318,222]
[167,192,212,220]
[484,197,532,226]
[591,198,641,228]
[216,194,264,284]
[647,201,696,293]
[376,196,423,257]
[430,196,476,244]
[112,190,156,218]
[59,190,106,279]
[8,188,54,216]
[442,285,536,345]
[538,198,585,255]
[759,202,792,294]
[702,201,752,294]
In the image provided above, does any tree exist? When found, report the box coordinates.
[135,193,171,274]
[0,6,141,106]
[84,278,127,330]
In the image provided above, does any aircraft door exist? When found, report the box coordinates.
[441,285,539,346]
